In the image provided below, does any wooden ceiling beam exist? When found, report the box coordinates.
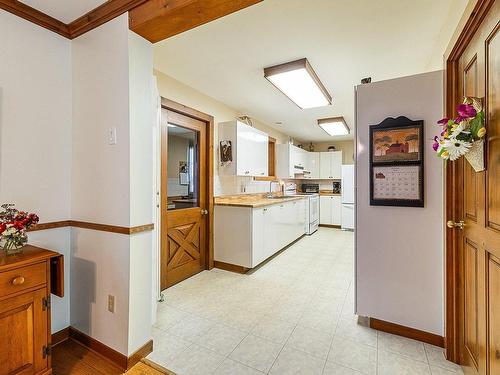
[0,0,70,37]
[129,0,263,43]
[68,0,149,39]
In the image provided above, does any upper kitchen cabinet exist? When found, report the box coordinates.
[304,152,319,179]
[219,120,269,177]
[276,144,308,179]
[319,151,342,179]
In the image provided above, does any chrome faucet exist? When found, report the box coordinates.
[267,180,280,198]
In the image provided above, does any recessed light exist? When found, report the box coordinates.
[264,58,332,109]
[318,117,349,136]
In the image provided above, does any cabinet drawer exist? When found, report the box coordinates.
[0,262,46,297]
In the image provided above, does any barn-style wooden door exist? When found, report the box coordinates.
[160,107,208,290]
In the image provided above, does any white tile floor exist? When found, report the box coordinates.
[148,228,463,375]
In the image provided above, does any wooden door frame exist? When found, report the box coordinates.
[160,98,215,277]
[444,0,496,362]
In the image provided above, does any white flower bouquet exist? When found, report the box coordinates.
[434,97,486,171]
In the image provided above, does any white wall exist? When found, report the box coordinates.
[0,10,72,333]
[426,0,470,70]
[71,14,132,355]
[71,16,131,227]
[356,71,444,335]
[127,31,154,355]
[154,70,290,196]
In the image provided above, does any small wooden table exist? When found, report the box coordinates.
[0,245,64,375]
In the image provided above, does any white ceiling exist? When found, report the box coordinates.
[154,0,456,142]
[20,0,106,23]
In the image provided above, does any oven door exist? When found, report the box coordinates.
[309,196,320,223]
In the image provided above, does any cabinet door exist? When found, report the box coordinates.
[236,123,268,176]
[308,152,320,179]
[236,123,254,176]
[252,128,269,177]
[0,288,48,375]
[320,196,332,225]
[252,208,266,266]
[331,196,342,225]
[331,151,343,179]
[319,152,331,179]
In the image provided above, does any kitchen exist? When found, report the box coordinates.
[213,119,355,272]
[147,1,447,373]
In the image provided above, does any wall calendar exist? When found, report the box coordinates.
[369,116,424,207]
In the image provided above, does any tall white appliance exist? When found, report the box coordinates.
[341,165,355,230]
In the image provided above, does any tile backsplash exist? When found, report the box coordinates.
[215,176,339,196]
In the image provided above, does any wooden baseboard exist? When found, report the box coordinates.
[65,327,153,371]
[51,327,70,346]
[369,317,444,348]
[319,224,341,228]
[214,261,250,274]
[128,340,154,370]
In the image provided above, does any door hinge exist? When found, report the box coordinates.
[42,296,51,311]
[43,344,52,358]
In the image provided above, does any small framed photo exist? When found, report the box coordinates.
[369,116,424,207]
[220,140,232,163]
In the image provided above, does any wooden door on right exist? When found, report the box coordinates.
[454,2,499,374]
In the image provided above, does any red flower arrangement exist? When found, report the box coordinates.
[0,204,39,254]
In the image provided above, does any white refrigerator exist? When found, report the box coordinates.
[341,165,355,230]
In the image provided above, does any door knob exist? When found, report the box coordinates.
[201,209,208,215]
[447,220,465,230]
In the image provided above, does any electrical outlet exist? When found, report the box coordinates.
[108,295,115,313]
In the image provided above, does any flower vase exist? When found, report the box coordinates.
[0,237,27,255]
[465,140,485,172]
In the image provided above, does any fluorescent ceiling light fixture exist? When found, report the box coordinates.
[264,58,332,109]
[318,117,350,136]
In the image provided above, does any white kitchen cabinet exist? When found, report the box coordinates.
[218,120,268,177]
[215,198,306,269]
[319,151,342,179]
[319,195,342,226]
[276,144,310,178]
[304,152,320,179]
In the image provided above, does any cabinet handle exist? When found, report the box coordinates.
[245,171,250,174]
[12,276,25,286]
[263,208,268,212]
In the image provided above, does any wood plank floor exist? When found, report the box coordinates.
[52,339,173,375]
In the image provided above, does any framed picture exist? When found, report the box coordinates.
[220,140,232,164]
[369,117,424,207]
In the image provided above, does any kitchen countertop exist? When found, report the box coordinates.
[319,190,341,196]
[214,194,306,208]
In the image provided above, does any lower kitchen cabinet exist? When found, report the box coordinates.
[214,198,306,269]
[319,195,342,226]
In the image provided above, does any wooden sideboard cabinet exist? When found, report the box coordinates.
[0,245,64,375]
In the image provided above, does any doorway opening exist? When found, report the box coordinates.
[160,99,214,290]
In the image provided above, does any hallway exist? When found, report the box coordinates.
[149,229,462,375]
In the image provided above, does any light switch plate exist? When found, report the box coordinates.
[108,127,117,145]
[108,295,115,313]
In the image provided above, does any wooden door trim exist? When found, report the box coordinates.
[160,98,215,272]
[444,0,496,363]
